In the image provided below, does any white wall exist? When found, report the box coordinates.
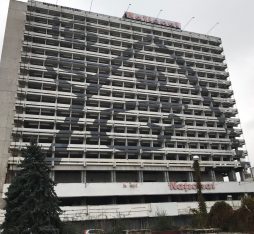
[60,200,241,221]
[34,181,254,198]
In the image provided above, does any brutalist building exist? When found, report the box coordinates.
[0,0,253,223]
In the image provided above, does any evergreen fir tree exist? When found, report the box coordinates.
[2,141,62,233]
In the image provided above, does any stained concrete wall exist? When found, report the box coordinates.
[0,0,26,207]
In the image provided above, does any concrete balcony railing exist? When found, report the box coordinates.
[13,114,229,136]
[26,10,223,47]
[24,20,224,57]
[235,150,248,158]
[26,1,221,44]
[12,127,232,143]
[226,118,240,126]
[232,139,245,147]
[8,142,238,157]
[16,84,237,108]
[20,58,229,86]
[228,128,243,137]
[223,108,238,116]
[8,157,241,169]
[23,34,225,68]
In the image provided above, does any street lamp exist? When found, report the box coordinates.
[193,155,199,161]
[193,155,207,227]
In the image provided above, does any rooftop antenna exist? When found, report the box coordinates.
[89,0,94,12]
[155,9,163,19]
[126,3,132,12]
[183,16,195,30]
[207,22,219,35]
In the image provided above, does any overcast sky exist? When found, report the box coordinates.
[0,0,254,165]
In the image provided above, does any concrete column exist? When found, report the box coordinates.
[228,169,237,181]
[112,197,117,205]
[138,171,143,182]
[164,171,169,182]
[111,170,116,182]
[188,171,194,182]
[210,169,216,182]
[240,170,246,181]
[81,170,86,183]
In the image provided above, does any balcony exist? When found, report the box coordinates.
[228,128,243,137]
[226,118,240,126]
[232,139,245,147]
[8,157,241,170]
[224,108,238,117]
[235,150,248,158]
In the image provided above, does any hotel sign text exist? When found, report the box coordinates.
[169,182,215,191]
[124,12,181,29]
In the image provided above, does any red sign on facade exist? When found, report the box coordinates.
[169,182,215,191]
[124,12,181,29]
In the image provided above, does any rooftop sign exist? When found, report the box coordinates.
[124,12,181,29]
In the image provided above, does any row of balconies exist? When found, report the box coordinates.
[12,132,243,150]
[18,80,237,114]
[26,6,222,46]
[26,9,222,48]
[18,81,232,111]
[9,141,238,157]
[23,29,225,64]
[23,41,226,74]
[13,138,233,152]
[15,98,231,121]
[14,112,237,133]
[21,58,229,83]
[12,127,234,143]
[22,60,228,86]
[24,64,229,89]
[20,61,230,95]
[22,46,227,76]
[20,63,232,89]
[21,72,232,98]
[17,85,236,108]
[13,136,242,151]
[19,75,234,102]
[8,147,246,162]
[23,39,224,67]
[17,98,237,120]
[13,118,237,140]
[19,62,230,90]
[17,120,234,136]
[18,113,233,130]
[14,100,240,125]
[24,25,224,59]
[8,156,242,170]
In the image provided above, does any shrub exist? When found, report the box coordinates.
[208,201,233,231]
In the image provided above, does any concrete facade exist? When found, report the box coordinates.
[0,0,26,207]
[0,0,253,220]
